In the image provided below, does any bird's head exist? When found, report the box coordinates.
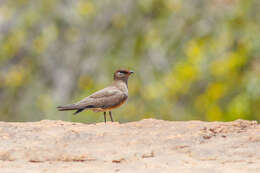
[114,69,134,82]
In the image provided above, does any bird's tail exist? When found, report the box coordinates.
[57,104,79,111]
[57,104,95,115]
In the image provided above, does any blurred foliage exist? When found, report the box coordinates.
[0,0,259,123]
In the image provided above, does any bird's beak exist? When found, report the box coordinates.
[129,70,134,75]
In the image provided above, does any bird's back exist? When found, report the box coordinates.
[74,83,128,110]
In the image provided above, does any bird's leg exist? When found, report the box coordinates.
[104,112,107,123]
[109,111,114,122]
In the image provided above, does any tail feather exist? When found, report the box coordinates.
[57,104,95,114]
[57,104,79,111]
[73,109,84,115]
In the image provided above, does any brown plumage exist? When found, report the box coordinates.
[57,69,134,122]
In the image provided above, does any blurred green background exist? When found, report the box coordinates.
[0,0,259,123]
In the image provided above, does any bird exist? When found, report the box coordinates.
[57,69,134,123]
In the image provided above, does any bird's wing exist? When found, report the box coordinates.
[91,91,128,109]
[75,86,127,109]
[88,86,120,98]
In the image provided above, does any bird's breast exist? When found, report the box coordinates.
[91,96,128,112]
[106,97,127,110]
[114,81,128,95]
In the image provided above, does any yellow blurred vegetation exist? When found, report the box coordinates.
[0,0,259,122]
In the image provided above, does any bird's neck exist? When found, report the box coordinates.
[113,80,128,93]
[114,78,128,86]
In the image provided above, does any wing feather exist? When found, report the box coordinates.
[74,86,127,109]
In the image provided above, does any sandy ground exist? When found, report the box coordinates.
[0,119,259,173]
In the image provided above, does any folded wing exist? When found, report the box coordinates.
[57,86,128,114]
[75,86,127,109]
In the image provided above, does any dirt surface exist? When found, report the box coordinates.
[0,119,259,173]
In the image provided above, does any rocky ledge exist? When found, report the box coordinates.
[0,119,259,173]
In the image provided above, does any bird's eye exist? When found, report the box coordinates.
[118,71,126,75]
